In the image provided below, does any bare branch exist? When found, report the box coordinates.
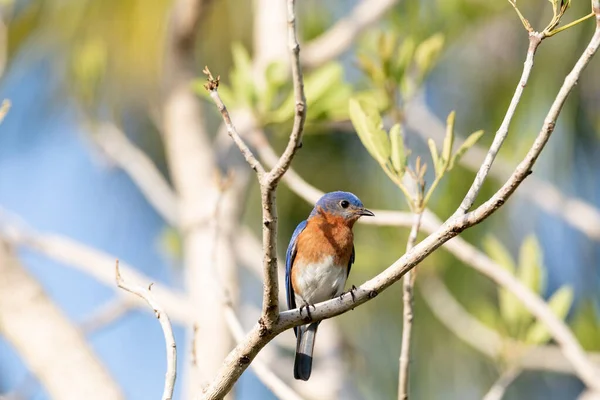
[224,307,305,400]
[482,366,522,400]
[457,32,543,214]
[398,212,422,400]
[116,261,177,400]
[80,296,136,334]
[264,0,306,188]
[419,273,503,358]
[91,122,180,227]
[0,241,124,400]
[301,0,400,69]
[0,218,193,325]
[203,68,265,176]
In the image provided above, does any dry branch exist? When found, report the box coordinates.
[116,261,177,400]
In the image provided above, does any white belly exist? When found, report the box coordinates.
[294,255,348,305]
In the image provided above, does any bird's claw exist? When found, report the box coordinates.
[299,303,315,320]
[339,285,358,303]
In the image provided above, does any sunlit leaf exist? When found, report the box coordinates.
[230,42,257,107]
[483,235,521,328]
[357,54,385,85]
[517,235,545,295]
[414,33,445,77]
[394,37,415,81]
[428,138,440,176]
[571,301,600,351]
[269,63,348,124]
[441,111,455,170]
[525,285,574,344]
[449,130,485,170]
[349,97,391,164]
[390,123,406,174]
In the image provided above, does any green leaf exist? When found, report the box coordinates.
[483,235,516,274]
[518,235,545,295]
[394,37,415,81]
[349,98,391,164]
[230,42,256,107]
[357,54,385,85]
[414,33,445,77]
[428,138,440,176]
[483,235,521,328]
[571,301,600,351]
[441,111,455,170]
[448,130,485,170]
[269,63,345,124]
[525,285,574,344]
[390,124,406,174]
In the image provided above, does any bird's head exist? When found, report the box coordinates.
[310,191,374,223]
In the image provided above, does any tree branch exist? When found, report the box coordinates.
[457,32,543,214]
[116,261,177,400]
[0,241,124,400]
[482,366,522,400]
[91,122,179,227]
[398,212,422,400]
[0,217,193,325]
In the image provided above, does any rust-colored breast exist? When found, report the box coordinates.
[295,214,354,267]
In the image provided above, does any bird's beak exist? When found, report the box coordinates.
[359,208,375,217]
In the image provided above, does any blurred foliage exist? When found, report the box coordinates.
[193,43,352,126]
[482,234,574,345]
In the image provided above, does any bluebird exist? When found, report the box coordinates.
[285,191,374,380]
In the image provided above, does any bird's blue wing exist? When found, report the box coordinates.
[348,245,355,276]
[285,220,307,314]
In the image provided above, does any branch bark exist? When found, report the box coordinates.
[457,32,543,214]
[398,212,422,400]
[116,261,177,400]
[0,241,124,400]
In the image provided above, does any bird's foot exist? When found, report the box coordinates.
[299,303,315,320]
[339,285,358,302]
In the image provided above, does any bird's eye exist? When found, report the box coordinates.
[340,200,350,208]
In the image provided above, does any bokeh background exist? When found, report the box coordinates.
[0,0,599,399]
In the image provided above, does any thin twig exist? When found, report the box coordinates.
[203,67,266,177]
[405,95,600,241]
[80,296,136,335]
[482,366,522,400]
[398,212,422,400]
[200,18,600,397]
[457,32,543,214]
[116,261,177,400]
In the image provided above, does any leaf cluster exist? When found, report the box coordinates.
[482,234,574,345]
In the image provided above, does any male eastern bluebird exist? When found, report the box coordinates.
[285,191,374,381]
